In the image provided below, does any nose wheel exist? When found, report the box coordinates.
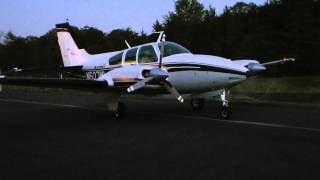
[220,90,232,120]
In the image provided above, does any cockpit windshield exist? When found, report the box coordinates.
[158,42,191,57]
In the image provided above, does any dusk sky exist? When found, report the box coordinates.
[0,0,266,37]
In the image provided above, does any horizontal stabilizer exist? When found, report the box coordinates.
[61,65,83,71]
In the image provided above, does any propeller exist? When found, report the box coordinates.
[127,77,154,93]
[127,33,184,103]
[162,82,184,103]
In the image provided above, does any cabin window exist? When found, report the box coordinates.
[109,52,123,66]
[125,48,138,64]
[158,42,191,57]
[138,45,158,64]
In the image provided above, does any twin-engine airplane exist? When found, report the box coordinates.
[0,23,294,119]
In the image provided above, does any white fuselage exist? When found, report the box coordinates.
[160,54,248,93]
[76,42,251,95]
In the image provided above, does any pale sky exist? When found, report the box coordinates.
[0,0,266,37]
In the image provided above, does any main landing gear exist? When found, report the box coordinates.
[105,93,127,119]
[113,102,127,119]
[219,90,232,120]
[109,92,232,120]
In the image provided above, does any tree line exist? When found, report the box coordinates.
[0,0,319,76]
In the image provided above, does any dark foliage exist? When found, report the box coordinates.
[157,0,320,76]
[0,0,319,76]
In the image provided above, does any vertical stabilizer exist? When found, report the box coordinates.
[56,23,88,67]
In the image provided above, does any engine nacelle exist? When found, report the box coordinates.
[233,59,260,67]
[233,59,266,75]
[97,65,155,86]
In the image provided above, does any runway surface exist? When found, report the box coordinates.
[0,91,319,180]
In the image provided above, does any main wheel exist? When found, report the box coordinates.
[113,102,127,119]
[220,106,232,120]
[191,99,205,111]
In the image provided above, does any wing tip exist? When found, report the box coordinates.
[283,58,296,62]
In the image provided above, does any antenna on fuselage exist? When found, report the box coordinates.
[159,33,166,68]
[152,31,166,68]
[153,31,165,43]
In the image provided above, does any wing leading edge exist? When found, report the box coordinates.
[0,77,111,90]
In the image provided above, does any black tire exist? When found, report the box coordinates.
[191,99,205,111]
[113,102,127,119]
[113,112,121,119]
[220,106,232,120]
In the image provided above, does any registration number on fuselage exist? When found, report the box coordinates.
[86,71,104,80]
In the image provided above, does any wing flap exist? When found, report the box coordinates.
[0,77,166,94]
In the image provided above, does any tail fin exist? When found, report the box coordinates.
[56,23,89,67]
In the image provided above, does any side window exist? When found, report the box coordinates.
[125,48,138,64]
[109,52,123,66]
[138,45,158,64]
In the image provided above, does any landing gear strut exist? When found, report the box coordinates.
[191,98,205,111]
[105,93,127,119]
[220,90,232,120]
[113,102,127,119]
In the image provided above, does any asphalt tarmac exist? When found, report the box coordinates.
[0,91,319,180]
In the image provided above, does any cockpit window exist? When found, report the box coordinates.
[158,42,191,57]
[109,52,123,66]
[125,48,138,64]
[138,45,158,64]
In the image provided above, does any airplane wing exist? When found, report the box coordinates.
[0,77,123,91]
[0,76,167,94]
[235,58,295,75]
[262,58,295,67]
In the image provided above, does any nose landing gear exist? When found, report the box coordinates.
[190,89,233,120]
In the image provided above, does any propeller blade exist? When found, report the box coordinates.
[163,82,184,103]
[127,68,169,93]
[127,77,154,93]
